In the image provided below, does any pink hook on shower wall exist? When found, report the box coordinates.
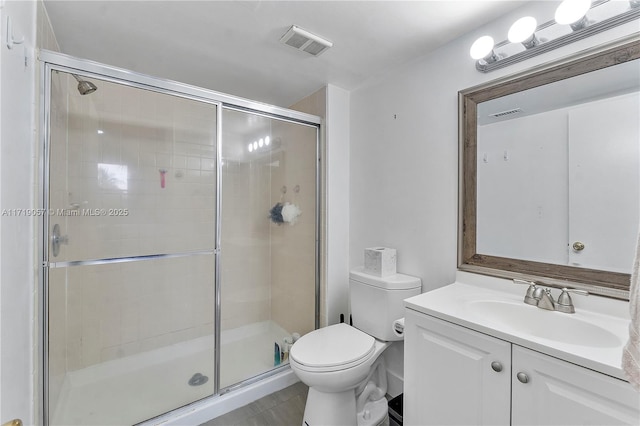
[159,169,167,189]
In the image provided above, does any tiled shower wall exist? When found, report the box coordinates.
[269,120,317,336]
[220,112,317,337]
[50,79,217,262]
[290,87,328,329]
[220,156,273,331]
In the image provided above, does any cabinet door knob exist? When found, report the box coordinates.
[491,361,503,372]
[516,372,529,383]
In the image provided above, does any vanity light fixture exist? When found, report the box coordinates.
[508,16,539,49]
[470,36,499,63]
[555,0,592,31]
[471,0,640,72]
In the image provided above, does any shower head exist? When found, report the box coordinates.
[71,74,97,95]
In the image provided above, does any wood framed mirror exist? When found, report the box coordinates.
[459,35,640,299]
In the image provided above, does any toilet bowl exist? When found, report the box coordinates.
[290,323,390,425]
[290,323,387,389]
[290,268,421,426]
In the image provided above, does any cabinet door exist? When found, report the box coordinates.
[512,345,640,425]
[404,310,511,425]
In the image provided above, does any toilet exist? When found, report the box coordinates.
[290,268,421,426]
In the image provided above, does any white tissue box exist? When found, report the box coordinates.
[364,247,397,277]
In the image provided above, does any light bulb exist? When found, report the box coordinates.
[265,136,271,146]
[555,0,591,30]
[470,36,496,61]
[248,143,253,152]
[259,138,264,147]
[253,141,258,150]
[508,17,538,46]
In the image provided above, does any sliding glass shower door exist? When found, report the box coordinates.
[219,108,318,388]
[46,70,218,425]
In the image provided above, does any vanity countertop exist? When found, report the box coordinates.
[404,271,631,381]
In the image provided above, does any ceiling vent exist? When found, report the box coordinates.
[280,25,333,57]
[489,108,523,118]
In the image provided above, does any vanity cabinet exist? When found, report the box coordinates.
[404,310,511,425]
[404,309,640,426]
[511,345,639,425]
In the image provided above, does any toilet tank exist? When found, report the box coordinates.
[349,268,421,341]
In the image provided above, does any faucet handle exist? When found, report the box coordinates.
[524,283,538,306]
[513,279,538,305]
[561,287,589,296]
[556,288,589,314]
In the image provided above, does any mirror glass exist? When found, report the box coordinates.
[459,39,640,297]
[477,59,640,274]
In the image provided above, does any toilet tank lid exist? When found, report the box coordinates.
[350,267,421,290]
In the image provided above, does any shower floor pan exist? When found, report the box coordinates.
[50,320,291,426]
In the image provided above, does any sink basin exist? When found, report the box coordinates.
[465,300,622,348]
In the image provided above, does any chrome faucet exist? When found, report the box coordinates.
[513,279,589,314]
[533,287,555,311]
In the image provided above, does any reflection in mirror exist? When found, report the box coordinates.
[459,36,640,298]
[477,59,639,274]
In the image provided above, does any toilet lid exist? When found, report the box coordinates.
[290,323,375,370]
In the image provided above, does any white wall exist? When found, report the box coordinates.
[350,0,640,292]
[0,0,37,424]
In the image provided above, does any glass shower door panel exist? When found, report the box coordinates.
[47,256,215,425]
[47,70,217,425]
[219,108,317,388]
[48,72,217,263]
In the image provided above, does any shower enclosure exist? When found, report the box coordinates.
[41,52,320,425]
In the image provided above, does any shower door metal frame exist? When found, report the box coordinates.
[38,50,322,425]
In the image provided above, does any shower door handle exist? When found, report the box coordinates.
[51,223,68,257]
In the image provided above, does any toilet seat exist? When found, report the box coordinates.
[290,323,375,372]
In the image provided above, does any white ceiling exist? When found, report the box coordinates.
[43,0,524,107]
